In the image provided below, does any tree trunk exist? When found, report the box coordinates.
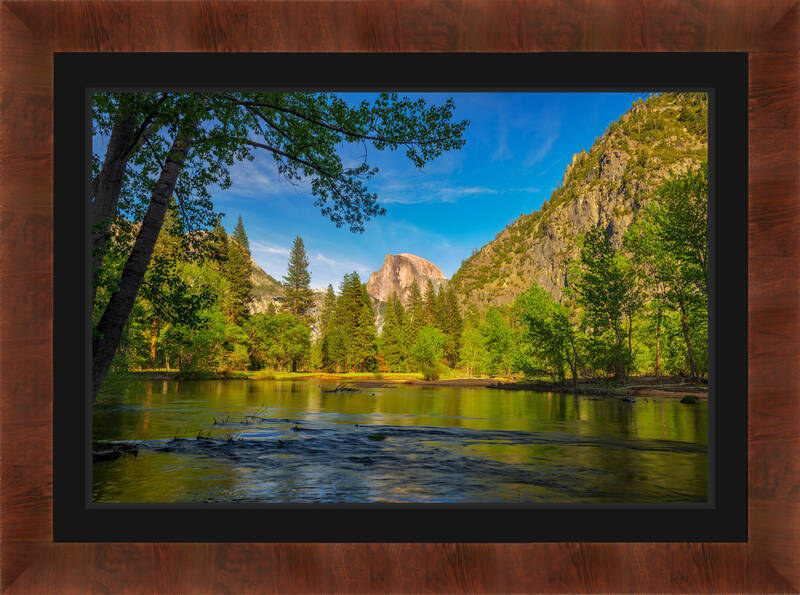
[149,319,158,367]
[568,339,578,388]
[92,114,164,302]
[626,312,633,379]
[679,304,699,379]
[655,307,662,378]
[92,129,196,401]
[92,114,138,301]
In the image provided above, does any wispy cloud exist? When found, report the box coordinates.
[377,181,542,205]
[223,153,313,200]
[250,240,290,256]
[310,251,372,289]
[377,180,506,205]
[522,132,559,169]
[491,120,513,162]
[225,158,284,197]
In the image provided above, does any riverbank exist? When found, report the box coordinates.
[484,376,708,399]
[122,370,706,399]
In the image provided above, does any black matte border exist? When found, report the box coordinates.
[54,52,747,542]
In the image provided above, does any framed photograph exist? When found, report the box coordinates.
[3,2,798,593]
[53,52,746,544]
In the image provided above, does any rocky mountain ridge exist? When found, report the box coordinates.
[366,253,447,306]
[451,92,708,310]
[247,258,284,314]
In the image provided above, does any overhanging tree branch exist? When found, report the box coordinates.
[225,95,448,147]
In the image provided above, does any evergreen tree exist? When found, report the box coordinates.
[424,280,439,325]
[232,215,250,252]
[406,279,426,345]
[380,293,408,371]
[355,285,379,372]
[223,215,253,326]
[282,236,315,317]
[440,284,463,367]
[317,284,338,371]
[209,217,230,263]
[324,272,377,372]
[319,284,337,330]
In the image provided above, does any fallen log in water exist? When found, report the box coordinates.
[321,383,360,394]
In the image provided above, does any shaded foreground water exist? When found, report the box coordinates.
[93,379,708,503]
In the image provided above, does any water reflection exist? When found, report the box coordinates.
[93,380,708,503]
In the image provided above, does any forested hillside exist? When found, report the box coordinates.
[452,92,708,310]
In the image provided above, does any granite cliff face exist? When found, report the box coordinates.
[248,259,329,338]
[451,92,708,310]
[366,253,447,306]
[248,258,284,314]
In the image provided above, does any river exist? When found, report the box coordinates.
[92,379,708,503]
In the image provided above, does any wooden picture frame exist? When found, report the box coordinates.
[2,1,797,592]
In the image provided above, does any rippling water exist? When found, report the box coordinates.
[92,379,708,503]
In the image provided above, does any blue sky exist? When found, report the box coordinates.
[215,92,648,289]
[98,92,648,289]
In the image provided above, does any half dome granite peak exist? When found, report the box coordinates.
[366,253,447,306]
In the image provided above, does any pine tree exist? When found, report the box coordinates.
[325,272,377,372]
[232,215,250,252]
[355,285,378,372]
[317,284,338,371]
[326,273,358,371]
[283,236,315,317]
[440,284,463,367]
[319,284,337,333]
[406,279,426,345]
[223,215,253,326]
[380,293,408,371]
[423,280,438,325]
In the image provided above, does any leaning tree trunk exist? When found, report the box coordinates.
[91,113,137,300]
[91,113,163,302]
[92,129,196,401]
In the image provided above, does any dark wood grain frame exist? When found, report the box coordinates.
[2,2,797,592]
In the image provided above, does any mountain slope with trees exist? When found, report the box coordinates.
[451,92,708,311]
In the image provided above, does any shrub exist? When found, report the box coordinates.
[419,363,441,381]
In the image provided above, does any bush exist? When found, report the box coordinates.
[419,363,441,381]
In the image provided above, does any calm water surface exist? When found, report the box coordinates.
[93,379,708,503]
